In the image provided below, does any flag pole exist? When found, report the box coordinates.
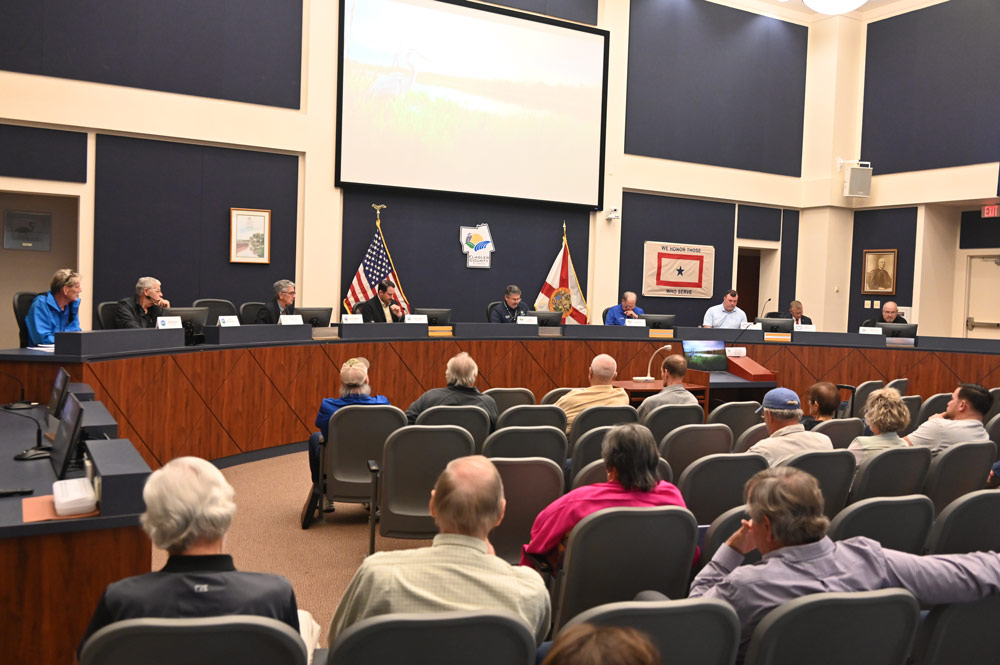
[370,204,411,312]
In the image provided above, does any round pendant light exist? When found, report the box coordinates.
[802,0,869,15]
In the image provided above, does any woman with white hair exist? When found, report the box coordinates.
[847,387,910,467]
[79,457,314,653]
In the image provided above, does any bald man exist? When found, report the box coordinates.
[553,354,629,433]
[862,301,908,327]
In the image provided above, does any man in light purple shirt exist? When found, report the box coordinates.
[689,467,1000,657]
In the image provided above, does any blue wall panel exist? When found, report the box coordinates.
[0,124,87,182]
[625,0,807,176]
[619,192,736,326]
[491,0,598,24]
[960,209,1000,249]
[340,188,590,323]
[862,0,1000,174]
[737,205,781,241]
[848,208,917,330]
[778,210,799,312]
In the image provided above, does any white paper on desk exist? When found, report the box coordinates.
[28,345,55,352]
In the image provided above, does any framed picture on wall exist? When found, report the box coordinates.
[230,208,271,264]
[3,210,52,252]
[861,248,896,295]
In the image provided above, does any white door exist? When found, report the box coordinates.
[966,255,1000,339]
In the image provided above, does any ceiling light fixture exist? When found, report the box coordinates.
[802,0,869,15]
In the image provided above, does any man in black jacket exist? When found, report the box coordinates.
[114,276,171,328]
[255,279,296,324]
[358,279,404,322]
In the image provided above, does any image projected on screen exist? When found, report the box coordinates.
[682,340,729,372]
[338,0,607,207]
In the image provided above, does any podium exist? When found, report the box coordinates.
[686,356,777,410]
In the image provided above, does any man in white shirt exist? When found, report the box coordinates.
[703,290,748,329]
[748,387,832,466]
[904,383,992,456]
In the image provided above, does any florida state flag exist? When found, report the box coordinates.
[534,227,589,324]
[642,241,715,299]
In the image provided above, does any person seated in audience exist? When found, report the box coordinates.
[799,381,840,430]
[311,357,389,486]
[861,300,907,327]
[636,354,698,421]
[777,299,812,326]
[689,467,1000,659]
[328,456,551,645]
[604,291,644,325]
[554,354,629,434]
[26,268,83,345]
[521,423,687,572]
[904,383,992,456]
[255,279,296,324]
[405,351,499,427]
[114,276,171,328]
[357,278,404,322]
[79,456,319,656]
[540,623,660,665]
[747,387,832,466]
[847,387,909,468]
[489,284,531,323]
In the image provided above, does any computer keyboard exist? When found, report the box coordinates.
[52,477,97,516]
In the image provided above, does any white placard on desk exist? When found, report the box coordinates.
[624,318,646,327]
[341,314,363,324]
[794,324,816,332]
[517,315,538,325]
[156,316,182,329]
[741,322,762,330]
[279,314,303,325]
[726,347,746,357]
[405,314,428,324]
[859,326,882,335]
[218,315,240,327]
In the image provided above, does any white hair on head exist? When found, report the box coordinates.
[590,354,617,381]
[140,456,236,553]
[445,352,478,388]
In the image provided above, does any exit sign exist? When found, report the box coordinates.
[984,204,1000,218]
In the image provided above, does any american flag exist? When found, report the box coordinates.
[343,223,411,315]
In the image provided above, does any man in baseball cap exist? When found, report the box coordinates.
[747,387,833,466]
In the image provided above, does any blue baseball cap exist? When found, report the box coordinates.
[756,387,801,414]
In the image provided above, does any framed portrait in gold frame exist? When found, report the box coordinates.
[861,248,896,295]
[230,208,271,264]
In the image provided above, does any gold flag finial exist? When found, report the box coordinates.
[562,220,566,239]
[372,204,387,222]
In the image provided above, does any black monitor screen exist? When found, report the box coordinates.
[50,393,84,479]
[295,307,333,327]
[46,367,71,418]
[682,340,729,372]
[639,314,676,330]
[413,308,452,325]
[877,322,918,338]
[756,317,794,334]
[161,307,209,334]
[533,311,564,327]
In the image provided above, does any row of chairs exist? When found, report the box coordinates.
[92,298,263,330]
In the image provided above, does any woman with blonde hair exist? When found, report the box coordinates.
[847,387,910,466]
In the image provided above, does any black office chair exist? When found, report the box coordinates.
[13,291,40,348]
[486,301,501,322]
[600,306,610,324]
[239,301,265,324]
[97,301,118,330]
[193,298,237,326]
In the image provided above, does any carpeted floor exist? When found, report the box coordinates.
[151,450,428,647]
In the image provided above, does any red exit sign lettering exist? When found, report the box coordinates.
[984,204,1000,218]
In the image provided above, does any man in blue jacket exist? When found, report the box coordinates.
[26,268,82,345]
[605,291,644,325]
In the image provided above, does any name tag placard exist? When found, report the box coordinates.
[624,318,647,327]
[279,314,304,326]
[341,314,363,324]
[156,316,182,329]
[217,315,240,327]
[516,315,538,325]
[725,347,746,357]
[742,322,762,330]
[859,326,882,335]
[405,314,428,324]
[794,324,816,332]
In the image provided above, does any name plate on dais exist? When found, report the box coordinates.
[217,315,240,327]
[156,316,182,329]
[279,314,304,325]
[624,318,646,327]
[405,314,428,324]
[341,314,363,324]
[517,316,538,325]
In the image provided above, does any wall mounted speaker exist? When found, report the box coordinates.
[844,166,872,197]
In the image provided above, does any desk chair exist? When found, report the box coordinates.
[192,298,237,326]
[96,301,118,330]
[13,291,38,348]
[486,301,501,321]
[600,306,610,323]
[239,301,265,324]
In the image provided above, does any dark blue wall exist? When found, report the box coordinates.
[340,188,590,323]
[619,193,736,326]
[960,209,1000,249]
[0,124,87,182]
[93,135,298,319]
[491,0,598,24]
[862,0,1000,175]
[778,210,799,311]
[737,205,781,241]
[848,208,917,330]
[625,0,807,176]
[0,0,302,108]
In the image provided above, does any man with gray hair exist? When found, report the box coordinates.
[328,456,551,644]
[689,467,1000,656]
[404,351,499,427]
[114,276,171,328]
[747,387,832,465]
[489,284,530,323]
[79,456,317,655]
[554,354,629,433]
[255,279,296,324]
[604,290,644,325]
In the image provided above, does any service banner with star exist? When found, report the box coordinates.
[642,241,715,299]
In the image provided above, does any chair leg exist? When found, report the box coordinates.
[368,460,380,555]
[300,487,320,530]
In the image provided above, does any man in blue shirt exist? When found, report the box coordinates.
[26,268,82,345]
[702,289,747,329]
[489,284,531,323]
[605,291,644,325]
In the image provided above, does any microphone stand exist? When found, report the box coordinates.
[728,297,772,349]
[0,370,32,410]
[2,407,47,452]
[634,344,674,382]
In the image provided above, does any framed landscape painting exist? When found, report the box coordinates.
[230,208,271,264]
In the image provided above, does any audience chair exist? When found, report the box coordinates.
[986,412,1000,462]
[706,401,761,443]
[924,489,1000,555]
[302,405,407,529]
[13,291,37,348]
[483,387,535,415]
[540,387,575,405]
[921,440,996,515]
[567,426,614,487]
[781,449,855,519]
[911,594,1000,665]
[79,615,308,665]
[572,457,673,489]
[886,378,909,395]
[641,403,704,446]
[812,417,864,449]
[96,301,118,330]
[847,446,931,505]
[659,423,733,479]
[567,405,638,449]
[552,505,698,631]
[915,392,951,428]
[486,301,502,322]
[496,404,567,430]
[847,380,884,419]
[984,387,1000,425]
[696,506,760,574]
[561,597,740,665]
[489,457,565,564]
[239,301,266,324]
[742,589,919,665]
[482,426,567,467]
[415,405,491,453]
[677,453,769,525]
[733,422,769,453]
[368,425,474,554]
[192,298,237,326]
[327,611,535,665]
[899,395,922,437]
[828,495,934,554]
